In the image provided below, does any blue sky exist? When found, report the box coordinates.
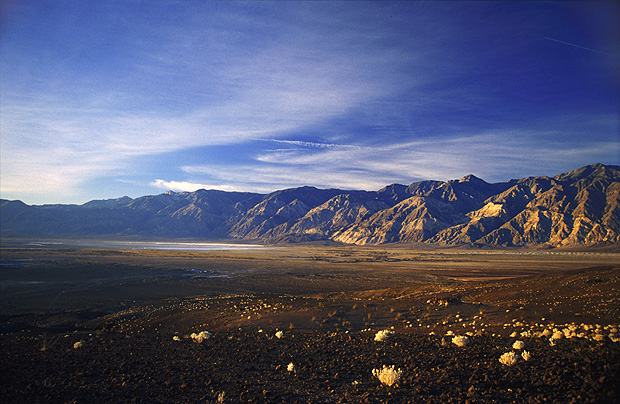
[1,1,618,205]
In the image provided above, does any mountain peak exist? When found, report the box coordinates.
[459,174,486,184]
[554,163,620,183]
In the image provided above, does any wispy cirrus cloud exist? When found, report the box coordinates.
[266,139,360,150]
[0,2,415,203]
[177,130,619,194]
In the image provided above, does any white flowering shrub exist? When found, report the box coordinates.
[512,340,525,350]
[499,352,519,366]
[374,330,395,342]
[372,365,402,387]
[452,335,470,347]
[275,331,284,339]
[190,331,212,343]
[521,350,531,361]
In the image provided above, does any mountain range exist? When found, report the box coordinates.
[2,163,619,248]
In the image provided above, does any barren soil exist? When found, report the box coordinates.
[1,243,619,403]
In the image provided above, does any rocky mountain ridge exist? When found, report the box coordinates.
[2,164,619,248]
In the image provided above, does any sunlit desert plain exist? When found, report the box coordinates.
[1,241,618,403]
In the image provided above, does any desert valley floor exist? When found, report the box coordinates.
[1,242,619,403]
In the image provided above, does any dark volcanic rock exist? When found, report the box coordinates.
[2,328,618,403]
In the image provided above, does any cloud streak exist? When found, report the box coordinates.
[151,180,241,193]
[267,139,360,150]
[178,130,619,194]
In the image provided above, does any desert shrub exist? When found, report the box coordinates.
[452,335,469,347]
[275,331,284,339]
[499,352,519,366]
[190,331,212,343]
[374,329,395,342]
[372,365,402,387]
[73,341,84,349]
[512,340,525,350]
[521,350,531,361]
[287,362,295,372]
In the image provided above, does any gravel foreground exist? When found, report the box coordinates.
[2,320,619,403]
[1,248,619,403]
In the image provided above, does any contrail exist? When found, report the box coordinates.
[543,37,611,56]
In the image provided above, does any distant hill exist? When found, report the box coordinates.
[2,164,619,248]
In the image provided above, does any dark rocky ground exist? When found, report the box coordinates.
[2,322,619,403]
[1,246,619,403]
